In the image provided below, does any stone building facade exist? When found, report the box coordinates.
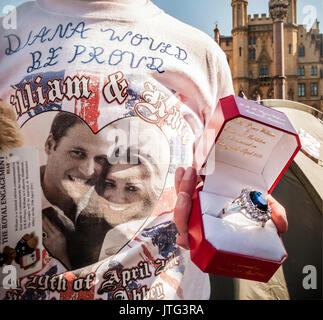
[216,0,323,112]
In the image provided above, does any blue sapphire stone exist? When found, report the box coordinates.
[250,191,268,211]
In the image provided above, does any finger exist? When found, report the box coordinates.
[174,192,192,250]
[174,167,197,249]
[178,166,197,196]
[175,167,185,195]
[176,233,190,250]
[267,194,288,233]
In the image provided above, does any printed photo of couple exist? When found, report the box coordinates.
[22,111,171,271]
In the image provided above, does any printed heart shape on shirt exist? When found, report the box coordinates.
[22,111,170,271]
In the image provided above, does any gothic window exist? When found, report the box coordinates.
[259,65,269,77]
[311,66,318,76]
[298,45,305,57]
[239,47,242,56]
[310,83,318,96]
[297,66,305,76]
[248,48,256,60]
[249,71,253,79]
[288,44,292,54]
[298,83,305,97]
[248,37,256,45]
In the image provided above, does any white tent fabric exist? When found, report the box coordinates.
[263,99,322,213]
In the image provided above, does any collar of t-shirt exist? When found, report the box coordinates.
[36,0,163,21]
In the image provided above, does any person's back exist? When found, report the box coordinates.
[0,0,235,300]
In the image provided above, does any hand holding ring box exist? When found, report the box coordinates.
[189,95,301,282]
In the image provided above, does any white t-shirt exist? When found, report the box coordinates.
[0,0,234,300]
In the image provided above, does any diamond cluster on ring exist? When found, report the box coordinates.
[222,188,272,227]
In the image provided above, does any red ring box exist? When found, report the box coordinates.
[189,95,301,282]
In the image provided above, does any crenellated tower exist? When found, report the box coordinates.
[219,0,322,111]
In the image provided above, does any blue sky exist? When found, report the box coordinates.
[1,0,322,35]
[152,0,323,36]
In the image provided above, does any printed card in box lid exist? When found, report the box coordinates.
[189,95,301,282]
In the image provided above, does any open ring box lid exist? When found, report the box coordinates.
[189,95,301,282]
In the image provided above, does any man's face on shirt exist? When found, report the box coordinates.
[44,122,110,206]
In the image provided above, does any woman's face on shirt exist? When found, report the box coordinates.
[102,163,154,221]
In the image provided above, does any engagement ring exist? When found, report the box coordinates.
[221,188,272,227]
